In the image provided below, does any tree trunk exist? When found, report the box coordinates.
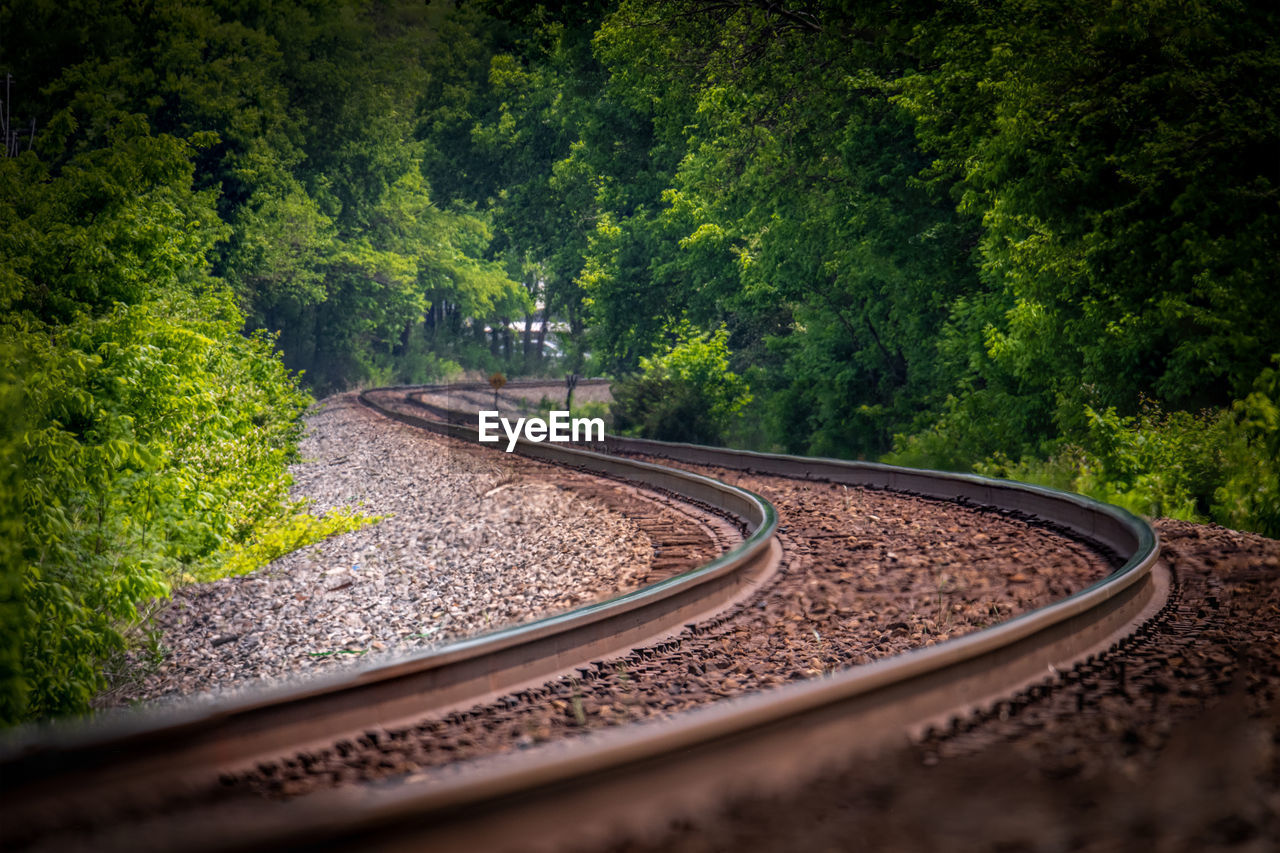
[535,304,548,361]
[565,372,580,410]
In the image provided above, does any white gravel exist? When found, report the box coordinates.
[99,394,652,709]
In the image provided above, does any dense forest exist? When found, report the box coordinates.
[2,0,1277,722]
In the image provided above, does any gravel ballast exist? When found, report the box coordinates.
[603,520,1280,853]
[99,394,657,708]
[227,461,1115,799]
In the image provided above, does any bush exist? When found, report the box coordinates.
[1071,403,1229,521]
[0,125,332,723]
[611,323,751,445]
[967,360,1280,538]
[1214,356,1280,536]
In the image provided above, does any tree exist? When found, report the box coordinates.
[897,0,1280,445]
[0,120,309,720]
[591,0,978,455]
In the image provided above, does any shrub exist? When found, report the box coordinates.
[968,363,1280,538]
[1214,356,1280,536]
[611,323,751,445]
[1070,402,1229,521]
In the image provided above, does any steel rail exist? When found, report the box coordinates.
[0,387,780,838]
[4,382,1165,853]
[199,380,1164,853]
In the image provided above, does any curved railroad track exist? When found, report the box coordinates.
[0,380,1169,852]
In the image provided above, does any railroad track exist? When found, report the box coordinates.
[0,381,1166,852]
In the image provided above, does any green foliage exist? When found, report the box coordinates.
[457,7,654,374]
[7,0,530,395]
[0,117,312,722]
[885,384,1058,475]
[1072,404,1230,521]
[967,365,1280,536]
[571,400,611,422]
[192,506,377,584]
[588,0,983,456]
[0,348,26,722]
[897,0,1280,424]
[580,0,1279,497]
[612,323,750,444]
[1215,357,1280,536]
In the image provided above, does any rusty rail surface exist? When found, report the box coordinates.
[1,382,1164,852]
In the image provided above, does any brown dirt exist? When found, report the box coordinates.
[595,520,1280,853]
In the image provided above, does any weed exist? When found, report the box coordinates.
[478,462,520,498]
[306,649,367,658]
[569,677,586,725]
[190,504,382,584]
[810,627,838,676]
